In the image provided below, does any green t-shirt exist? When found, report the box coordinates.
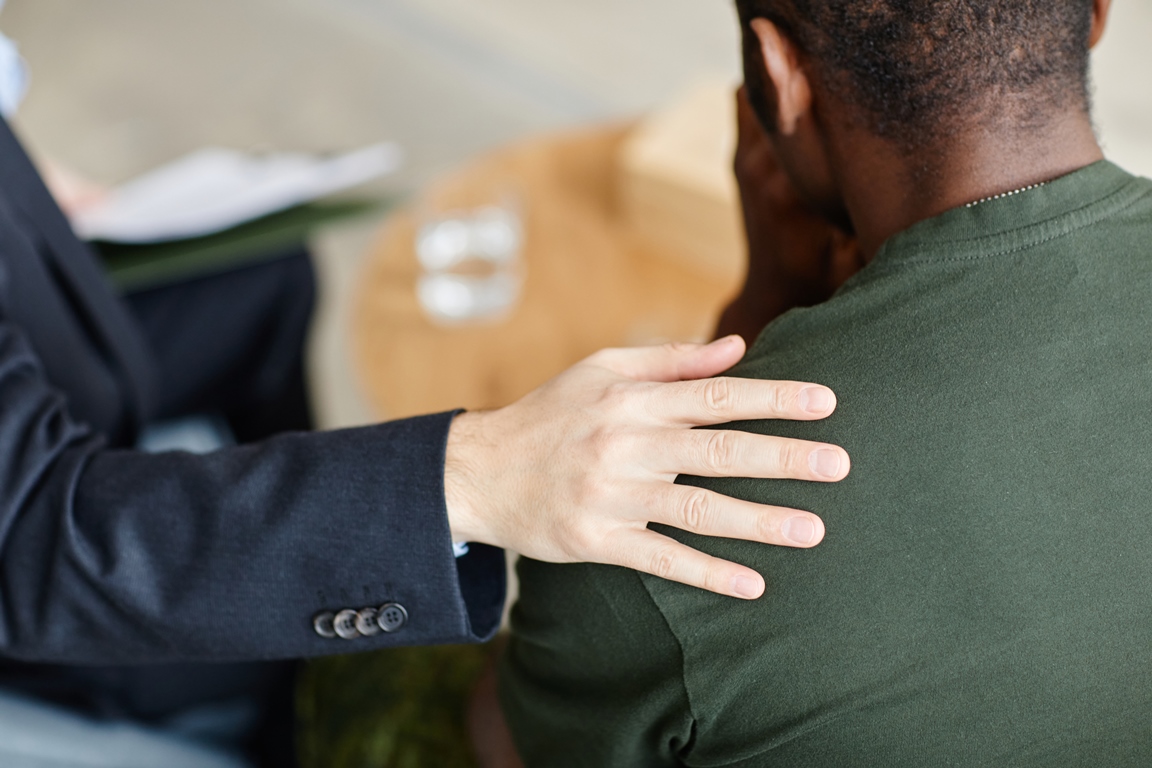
[500,161,1152,767]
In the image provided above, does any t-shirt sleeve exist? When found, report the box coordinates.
[499,557,695,768]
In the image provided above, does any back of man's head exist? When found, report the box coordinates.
[736,0,1095,145]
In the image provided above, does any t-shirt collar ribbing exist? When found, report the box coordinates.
[870,160,1150,266]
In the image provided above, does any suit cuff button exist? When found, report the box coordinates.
[333,609,361,640]
[356,607,382,637]
[376,603,408,633]
[312,612,337,639]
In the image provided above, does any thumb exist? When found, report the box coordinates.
[593,336,747,382]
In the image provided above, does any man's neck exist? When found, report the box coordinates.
[832,110,1105,260]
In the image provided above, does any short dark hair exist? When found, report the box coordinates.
[737,0,1095,145]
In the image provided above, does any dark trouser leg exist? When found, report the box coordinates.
[124,247,317,442]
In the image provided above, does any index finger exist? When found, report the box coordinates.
[643,377,838,426]
[589,336,747,383]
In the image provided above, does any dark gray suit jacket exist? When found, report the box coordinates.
[0,118,504,666]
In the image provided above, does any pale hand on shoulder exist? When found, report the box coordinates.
[443,335,850,600]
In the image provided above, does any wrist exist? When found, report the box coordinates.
[444,410,490,545]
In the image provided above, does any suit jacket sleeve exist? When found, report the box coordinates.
[0,311,505,664]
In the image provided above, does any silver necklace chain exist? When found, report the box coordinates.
[965,182,1048,209]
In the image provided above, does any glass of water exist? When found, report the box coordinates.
[414,184,525,326]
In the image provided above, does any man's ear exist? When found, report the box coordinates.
[1089,0,1112,49]
[749,18,812,136]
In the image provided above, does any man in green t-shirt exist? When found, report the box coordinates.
[498,0,1152,765]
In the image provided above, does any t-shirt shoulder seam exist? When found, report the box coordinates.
[636,570,702,753]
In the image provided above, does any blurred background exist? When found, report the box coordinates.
[4,0,1150,432]
[3,2,1148,764]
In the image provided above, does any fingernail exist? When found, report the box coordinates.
[799,387,835,414]
[783,516,817,545]
[713,334,741,346]
[731,574,763,599]
[809,448,843,479]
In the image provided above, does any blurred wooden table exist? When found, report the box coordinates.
[352,125,741,419]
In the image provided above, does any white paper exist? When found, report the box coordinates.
[72,143,402,243]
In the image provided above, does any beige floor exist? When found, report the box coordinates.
[3,0,1150,427]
